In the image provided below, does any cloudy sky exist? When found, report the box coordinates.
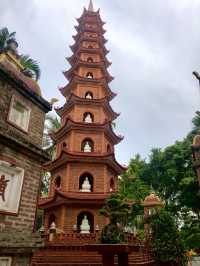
[1,0,200,164]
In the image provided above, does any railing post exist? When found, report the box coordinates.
[118,252,129,266]
[49,222,56,242]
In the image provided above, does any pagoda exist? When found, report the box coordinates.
[39,0,125,235]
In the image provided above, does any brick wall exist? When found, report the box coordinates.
[0,140,42,230]
[0,79,45,148]
[0,78,47,230]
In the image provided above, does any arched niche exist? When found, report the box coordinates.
[54,176,61,189]
[48,213,56,228]
[83,112,94,123]
[87,57,94,63]
[62,142,67,148]
[86,72,93,79]
[79,172,94,192]
[85,91,93,99]
[81,138,94,152]
[110,178,115,192]
[77,211,94,233]
[107,144,112,153]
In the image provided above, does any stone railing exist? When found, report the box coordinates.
[45,232,100,245]
[42,231,143,247]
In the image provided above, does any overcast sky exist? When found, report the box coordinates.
[1,0,200,164]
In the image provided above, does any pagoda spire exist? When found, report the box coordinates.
[88,0,94,12]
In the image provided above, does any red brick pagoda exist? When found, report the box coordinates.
[39,0,125,236]
[32,2,155,265]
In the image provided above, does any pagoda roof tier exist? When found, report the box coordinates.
[50,117,123,145]
[55,93,119,120]
[43,149,126,174]
[67,47,111,67]
[67,53,111,68]
[75,24,106,35]
[76,8,106,26]
[63,60,113,83]
[70,36,109,54]
[60,75,116,100]
[72,33,108,44]
[39,190,109,209]
[70,45,109,57]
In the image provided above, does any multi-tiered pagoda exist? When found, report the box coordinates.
[39,0,125,235]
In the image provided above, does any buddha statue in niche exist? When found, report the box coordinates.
[83,141,92,152]
[80,215,90,234]
[85,92,93,99]
[80,177,91,192]
[86,72,93,79]
[84,113,93,123]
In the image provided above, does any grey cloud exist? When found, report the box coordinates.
[0,0,199,164]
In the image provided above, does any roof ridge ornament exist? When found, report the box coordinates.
[88,0,94,12]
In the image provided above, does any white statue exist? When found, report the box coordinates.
[87,73,93,79]
[80,177,91,192]
[80,215,90,234]
[85,93,92,99]
[84,141,92,152]
[84,113,93,123]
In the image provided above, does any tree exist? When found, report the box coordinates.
[180,212,200,251]
[40,114,61,196]
[20,55,41,81]
[0,27,16,50]
[99,193,130,243]
[43,114,61,156]
[149,209,188,266]
[0,27,41,81]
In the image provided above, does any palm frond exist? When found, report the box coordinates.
[0,27,16,50]
[20,54,41,81]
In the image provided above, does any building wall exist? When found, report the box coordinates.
[0,79,45,148]
[0,145,42,230]
[76,84,106,98]
[44,205,107,233]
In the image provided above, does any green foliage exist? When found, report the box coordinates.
[99,193,130,243]
[119,173,149,202]
[43,114,61,157]
[180,212,200,251]
[101,223,125,244]
[0,27,41,81]
[100,193,129,225]
[20,55,41,81]
[122,113,200,256]
[41,114,61,195]
[0,27,16,50]
[150,209,188,265]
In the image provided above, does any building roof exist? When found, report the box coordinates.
[50,117,123,145]
[0,52,51,113]
[39,190,109,208]
[55,93,119,120]
[143,193,164,207]
[88,0,94,12]
[43,149,126,174]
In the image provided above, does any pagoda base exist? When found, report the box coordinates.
[31,237,155,266]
